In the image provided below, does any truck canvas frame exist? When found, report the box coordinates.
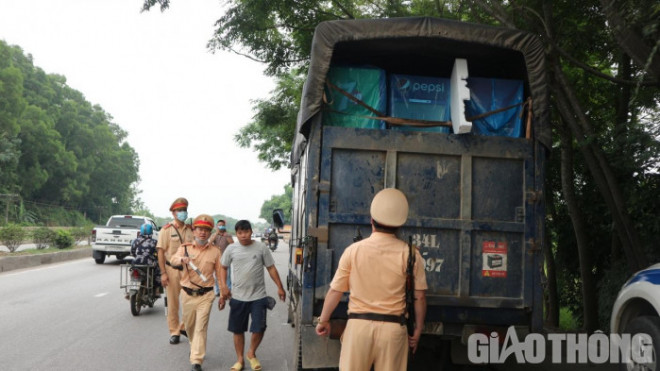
[286,17,549,369]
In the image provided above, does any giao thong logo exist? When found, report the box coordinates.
[467,326,654,365]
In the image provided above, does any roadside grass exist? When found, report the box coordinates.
[559,307,579,331]
[0,244,90,257]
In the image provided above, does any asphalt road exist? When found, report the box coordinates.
[0,244,294,371]
[0,241,622,371]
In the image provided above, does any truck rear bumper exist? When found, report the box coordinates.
[92,245,130,253]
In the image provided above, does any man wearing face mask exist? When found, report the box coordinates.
[211,219,235,299]
[157,197,194,345]
[212,220,234,252]
[171,214,224,371]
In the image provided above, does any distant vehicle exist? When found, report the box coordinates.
[267,229,278,251]
[610,263,660,370]
[91,215,159,264]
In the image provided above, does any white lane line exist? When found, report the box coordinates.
[95,292,109,298]
[0,258,88,277]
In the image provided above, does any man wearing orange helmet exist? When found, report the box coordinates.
[171,214,224,371]
[157,197,194,345]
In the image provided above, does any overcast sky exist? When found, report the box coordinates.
[0,0,291,223]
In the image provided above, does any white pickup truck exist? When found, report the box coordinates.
[91,215,159,264]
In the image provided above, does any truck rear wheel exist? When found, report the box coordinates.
[93,251,105,264]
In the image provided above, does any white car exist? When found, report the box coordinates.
[91,215,159,264]
[610,263,660,370]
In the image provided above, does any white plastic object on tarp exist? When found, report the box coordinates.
[450,58,472,134]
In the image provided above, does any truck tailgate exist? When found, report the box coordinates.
[314,126,542,327]
[93,228,136,247]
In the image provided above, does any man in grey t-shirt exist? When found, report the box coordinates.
[219,220,286,371]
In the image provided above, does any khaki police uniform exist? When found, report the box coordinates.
[157,222,193,336]
[331,232,428,371]
[316,188,427,371]
[171,216,222,367]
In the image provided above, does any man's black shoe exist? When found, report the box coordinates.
[180,329,188,338]
[169,335,180,344]
[191,364,202,371]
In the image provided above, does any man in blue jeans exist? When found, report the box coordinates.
[220,220,286,371]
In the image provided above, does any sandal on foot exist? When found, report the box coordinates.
[230,361,243,371]
[247,357,261,371]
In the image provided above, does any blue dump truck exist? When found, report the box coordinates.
[284,17,550,369]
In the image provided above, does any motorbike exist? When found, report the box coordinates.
[267,233,278,251]
[120,264,160,316]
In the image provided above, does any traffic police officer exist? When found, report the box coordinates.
[315,188,428,371]
[171,214,223,371]
[157,197,194,344]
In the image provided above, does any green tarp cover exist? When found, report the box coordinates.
[292,17,549,166]
[323,66,386,129]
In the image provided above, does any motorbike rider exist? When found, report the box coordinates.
[130,223,161,292]
[267,227,278,249]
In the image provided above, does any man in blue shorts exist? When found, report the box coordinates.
[220,220,286,371]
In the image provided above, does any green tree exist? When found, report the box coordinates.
[0,223,26,253]
[0,40,142,225]
[143,0,660,332]
[259,185,292,224]
[0,55,25,194]
[16,105,76,199]
[53,229,74,249]
[234,71,302,170]
[32,226,56,249]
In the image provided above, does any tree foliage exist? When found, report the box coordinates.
[259,185,292,224]
[0,40,141,224]
[143,0,660,331]
[234,71,302,170]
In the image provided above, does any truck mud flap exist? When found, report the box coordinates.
[300,324,342,369]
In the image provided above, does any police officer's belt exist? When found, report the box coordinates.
[182,286,213,296]
[348,313,406,325]
[166,260,183,271]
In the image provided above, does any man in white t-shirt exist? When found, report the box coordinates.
[220,220,286,371]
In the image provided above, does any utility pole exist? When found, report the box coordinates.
[0,194,19,224]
